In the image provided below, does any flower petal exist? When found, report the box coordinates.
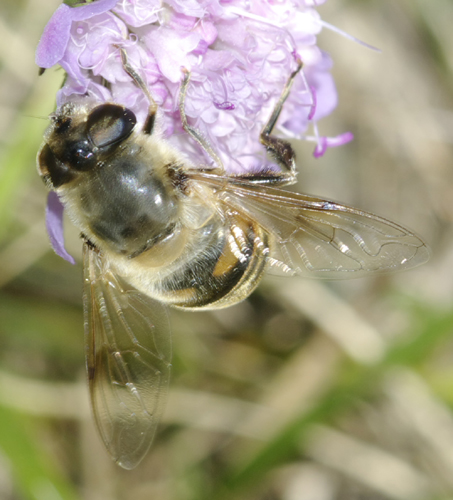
[45,192,75,265]
[36,0,119,68]
[35,4,73,68]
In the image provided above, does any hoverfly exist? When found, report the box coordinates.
[37,49,429,468]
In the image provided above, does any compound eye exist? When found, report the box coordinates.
[38,143,76,188]
[87,104,137,148]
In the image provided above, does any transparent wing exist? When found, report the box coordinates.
[191,173,430,279]
[83,243,171,469]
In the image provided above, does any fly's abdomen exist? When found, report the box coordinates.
[156,213,269,309]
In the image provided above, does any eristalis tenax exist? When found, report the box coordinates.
[37,49,429,469]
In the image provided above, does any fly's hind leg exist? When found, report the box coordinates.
[179,68,224,172]
[240,60,304,187]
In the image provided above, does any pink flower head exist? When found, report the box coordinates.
[36,0,352,262]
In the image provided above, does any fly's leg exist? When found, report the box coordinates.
[118,48,157,135]
[179,68,224,171]
[240,60,304,187]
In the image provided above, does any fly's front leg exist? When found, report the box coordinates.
[118,47,157,135]
[179,68,224,172]
[255,59,304,186]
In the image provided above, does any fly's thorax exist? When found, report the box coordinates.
[74,149,183,257]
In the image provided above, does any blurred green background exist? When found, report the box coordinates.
[0,1,452,499]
